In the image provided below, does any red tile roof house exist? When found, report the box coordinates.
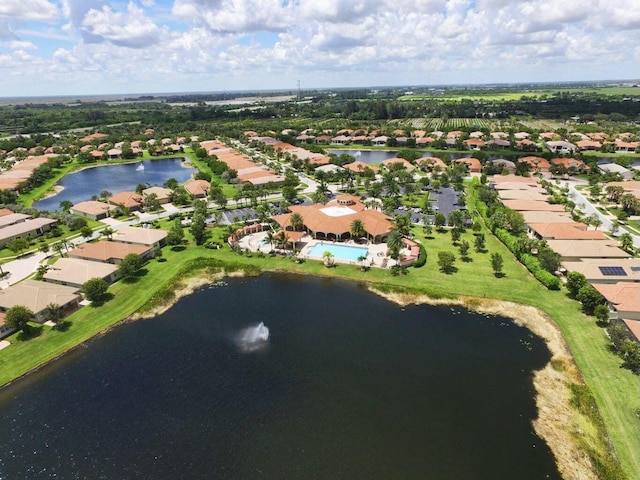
[453,157,482,173]
[464,138,486,149]
[593,283,640,321]
[550,157,587,172]
[109,191,144,212]
[527,222,608,241]
[381,158,415,171]
[517,156,550,173]
[68,241,151,264]
[183,179,210,198]
[272,195,392,243]
[545,239,630,262]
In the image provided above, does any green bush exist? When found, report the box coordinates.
[413,242,427,268]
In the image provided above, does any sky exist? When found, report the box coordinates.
[0,0,639,97]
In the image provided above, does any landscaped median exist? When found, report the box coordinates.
[0,228,638,480]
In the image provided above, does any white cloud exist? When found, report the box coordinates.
[0,0,59,22]
[0,0,638,95]
[80,2,160,48]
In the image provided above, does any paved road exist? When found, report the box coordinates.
[567,183,640,248]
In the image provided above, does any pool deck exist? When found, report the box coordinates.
[237,231,396,268]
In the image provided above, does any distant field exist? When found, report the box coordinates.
[405,117,569,132]
[399,86,640,102]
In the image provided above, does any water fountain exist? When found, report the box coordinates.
[236,322,269,352]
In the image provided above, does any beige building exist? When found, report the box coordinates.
[44,257,119,288]
[71,201,117,221]
[0,279,81,323]
[112,226,167,249]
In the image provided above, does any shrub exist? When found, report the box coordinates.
[413,243,427,268]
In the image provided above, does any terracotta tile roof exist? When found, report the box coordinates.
[622,319,640,342]
[528,222,607,240]
[109,191,143,209]
[521,211,575,224]
[272,199,392,238]
[546,239,630,259]
[183,179,210,197]
[69,241,149,263]
[381,158,415,170]
[518,156,550,170]
[501,200,566,212]
[71,201,116,217]
[417,157,447,170]
[593,283,640,313]
[343,161,379,173]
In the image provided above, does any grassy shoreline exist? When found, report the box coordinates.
[1,231,638,478]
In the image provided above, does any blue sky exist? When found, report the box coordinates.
[0,0,638,97]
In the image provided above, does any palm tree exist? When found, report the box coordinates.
[290,213,304,232]
[385,231,404,260]
[265,230,275,250]
[322,250,335,267]
[620,233,634,252]
[43,303,64,328]
[350,219,366,240]
[101,227,115,240]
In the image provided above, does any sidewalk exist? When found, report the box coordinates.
[0,251,46,289]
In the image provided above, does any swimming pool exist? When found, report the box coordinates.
[307,242,369,261]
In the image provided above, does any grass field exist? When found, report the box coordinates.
[0,201,638,478]
[399,86,640,103]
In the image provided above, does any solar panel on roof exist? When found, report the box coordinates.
[630,266,640,272]
[598,266,627,276]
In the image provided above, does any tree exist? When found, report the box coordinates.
[167,219,185,246]
[490,252,504,276]
[42,303,64,328]
[437,251,456,273]
[83,277,108,303]
[576,285,604,315]
[385,231,404,260]
[190,210,208,245]
[393,214,412,236]
[80,226,94,240]
[620,233,634,253]
[282,186,297,203]
[565,271,588,298]
[594,304,610,325]
[5,305,34,333]
[290,213,304,231]
[350,219,366,239]
[59,200,73,213]
[39,243,50,257]
[101,227,115,240]
[118,253,143,277]
[450,227,461,244]
[434,213,446,230]
[474,233,486,253]
[322,250,335,267]
[538,248,561,273]
[458,239,470,259]
[7,238,30,255]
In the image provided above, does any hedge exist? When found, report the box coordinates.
[413,242,427,268]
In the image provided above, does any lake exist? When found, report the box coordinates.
[327,149,512,165]
[34,158,195,211]
[0,274,561,479]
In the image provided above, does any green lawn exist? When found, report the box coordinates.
[0,219,638,478]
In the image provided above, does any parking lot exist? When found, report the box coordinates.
[217,207,258,225]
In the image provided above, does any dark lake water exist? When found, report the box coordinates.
[0,274,561,479]
[34,158,195,211]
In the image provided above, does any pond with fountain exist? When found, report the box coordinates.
[0,273,561,479]
[34,158,195,211]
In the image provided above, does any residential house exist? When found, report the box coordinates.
[593,283,640,321]
[113,226,168,249]
[0,279,81,323]
[44,257,119,288]
[71,201,116,221]
[68,241,151,264]
[109,191,143,212]
[0,217,57,249]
